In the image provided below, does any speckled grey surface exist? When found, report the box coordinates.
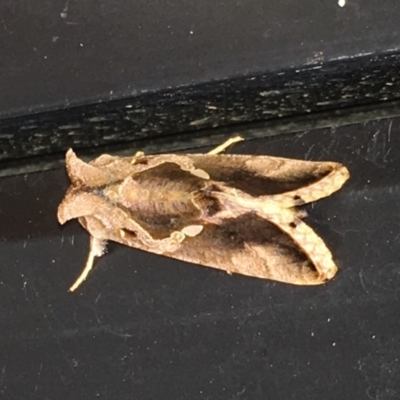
[1,100,400,178]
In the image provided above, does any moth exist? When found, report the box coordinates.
[57,137,350,291]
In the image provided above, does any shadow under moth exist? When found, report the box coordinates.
[57,137,350,291]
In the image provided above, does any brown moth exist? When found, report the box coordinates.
[57,137,350,291]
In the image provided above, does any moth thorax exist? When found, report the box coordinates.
[117,177,198,216]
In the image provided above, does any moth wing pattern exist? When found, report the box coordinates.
[181,154,349,206]
[58,140,350,290]
[111,211,338,285]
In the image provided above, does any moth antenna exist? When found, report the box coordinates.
[69,237,106,292]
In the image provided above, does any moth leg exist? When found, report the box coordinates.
[69,236,107,292]
[207,136,244,155]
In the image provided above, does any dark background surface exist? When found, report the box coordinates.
[2,0,400,164]
[2,0,399,116]
[2,0,400,398]
[1,118,400,399]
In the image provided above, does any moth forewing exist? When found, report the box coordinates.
[58,138,349,291]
